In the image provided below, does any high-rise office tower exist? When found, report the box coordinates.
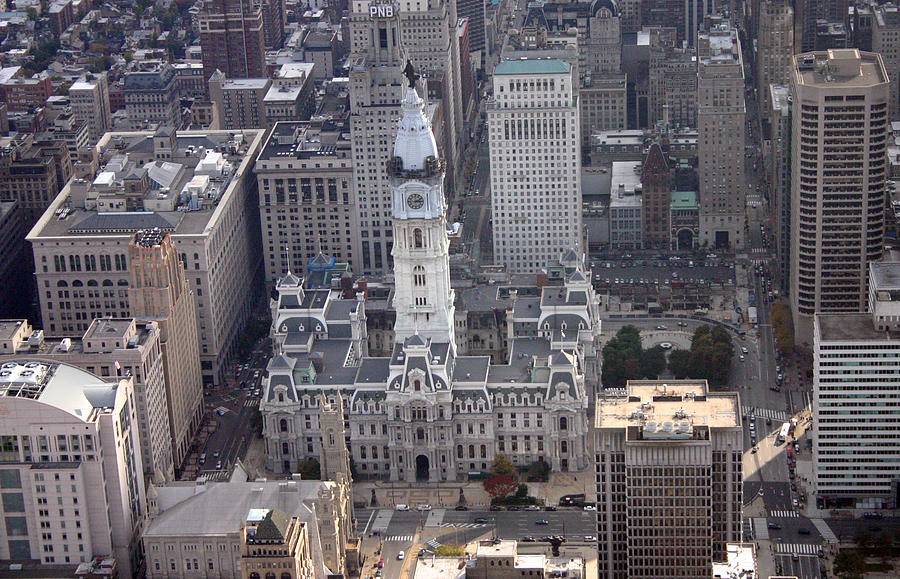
[757,0,794,101]
[488,59,583,274]
[69,72,111,144]
[641,142,670,249]
[128,229,204,473]
[697,24,746,249]
[261,0,285,49]
[456,0,485,54]
[790,49,889,344]
[594,380,743,579]
[768,85,792,296]
[871,3,900,120]
[798,0,849,52]
[348,0,408,274]
[813,261,900,509]
[640,0,708,46]
[648,27,697,128]
[198,0,267,84]
[399,0,464,194]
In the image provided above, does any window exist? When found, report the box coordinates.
[413,228,424,248]
[414,380,421,392]
[280,419,288,433]
[560,416,568,431]
[413,265,426,286]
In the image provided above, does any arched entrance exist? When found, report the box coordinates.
[676,229,694,251]
[415,454,430,481]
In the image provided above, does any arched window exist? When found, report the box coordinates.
[480,444,486,458]
[414,379,421,392]
[560,416,568,431]
[417,427,425,441]
[266,573,276,579]
[102,279,113,286]
[561,440,568,453]
[281,442,289,454]
[72,280,83,287]
[56,280,68,287]
[413,265,426,287]
[280,419,288,432]
[468,445,475,459]
[250,574,260,579]
[87,279,98,286]
[457,445,463,459]
[413,228,424,248]
[281,574,292,579]
[117,279,129,286]
[278,393,284,402]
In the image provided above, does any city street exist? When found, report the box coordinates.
[355,507,596,577]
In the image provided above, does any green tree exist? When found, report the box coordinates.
[434,545,465,556]
[602,326,645,387]
[834,550,866,579]
[874,531,894,560]
[525,460,551,482]
[490,454,516,476]
[515,483,528,498]
[296,458,320,480]
[668,349,693,378]
[854,531,873,550]
[639,345,666,379]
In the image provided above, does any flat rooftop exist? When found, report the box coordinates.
[794,49,889,87]
[0,360,115,420]
[595,380,740,430]
[494,58,570,76]
[870,261,900,291]
[816,313,887,342]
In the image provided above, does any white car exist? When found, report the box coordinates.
[741,347,748,354]
[395,504,410,511]
[397,551,405,561]
[416,504,432,511]
[740,355,745,361]
[583,505,596,511]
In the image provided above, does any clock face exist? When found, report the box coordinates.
[407,193,425,210]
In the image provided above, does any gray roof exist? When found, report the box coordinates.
[68,211,181,234]
[355,358,390,384]
[451,356,490,383]
[145,480,335,578]
[513,297,542,319]
[325,299,359,321]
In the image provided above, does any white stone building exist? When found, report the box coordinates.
[261,76,601,481]
[812,260,900,509]
[488,58,583,274]
[0,360,145,576]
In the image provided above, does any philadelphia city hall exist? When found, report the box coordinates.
[261,65,602,482]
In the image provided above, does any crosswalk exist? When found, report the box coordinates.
[750,247,768,254]
[385,535,414,542]
[768,510,799,518]
[438,522,487,529]
[811,518,838,543]
[244,398,259,408]
[752,518,769,541]
[742,406,790,422]
[775,543,820,556]
[750,258,769,266]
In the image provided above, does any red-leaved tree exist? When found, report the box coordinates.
[484,474,519,499]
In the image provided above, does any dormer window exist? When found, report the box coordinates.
[414,380,421,391]
[281,325,287,332]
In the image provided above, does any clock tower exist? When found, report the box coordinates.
[388,63,456,345]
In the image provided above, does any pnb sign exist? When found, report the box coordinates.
[369,2,394,18]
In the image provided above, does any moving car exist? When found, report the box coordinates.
[798,528,811,535]
[416,504,432,511]
[474,518,489,524]
[535,520,549,525]
[768,523,781,530]
[397,551,405,560]
[395,504,410,511]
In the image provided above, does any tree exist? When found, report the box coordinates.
[874,531,894,560]
[602,325,645,387]
[434,545,465,557]
[639,345,666,378]
[526,460,551,482]
[296,458,320,480]
[854,531,873,550]
[490,454,516,477]
[668,349,693,378]
[833,550,866,579]
[484,474,518,499]
[515,483,528,498]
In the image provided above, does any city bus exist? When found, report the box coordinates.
[776,422,790,445]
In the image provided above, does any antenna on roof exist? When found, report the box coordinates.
[283,245,292,277]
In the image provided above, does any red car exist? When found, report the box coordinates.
[377,559,384,569]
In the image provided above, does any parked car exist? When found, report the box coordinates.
[395,504,410,511]
[474,518,489,524]
[768,523,781,530]
[416,504,432,511]
[521,536,537,542]
[526,505,541,511]
[454,506,469,511]
[535,520,549,525]
[798,528,811,535]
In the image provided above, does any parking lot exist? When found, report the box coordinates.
[590,258,736,286]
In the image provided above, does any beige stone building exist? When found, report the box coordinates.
[26,127,266,386]
[69,72,112,144]
[143,478,355,578]
[580,73,627,143]
[240,508,315,579]
[790,50,890,344]
[757,1,794,110]
[594,380,743,579]
[209,73,271,130]
[0,317,173,483]
[697,24,746,250]
[469,539,585,578]
[255,119,358,287]
[129,229,204,475]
